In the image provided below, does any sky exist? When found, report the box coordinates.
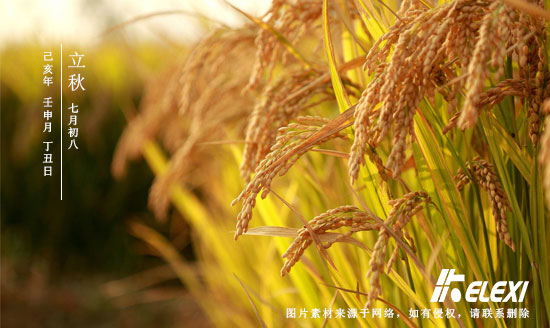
[0,0,271,48]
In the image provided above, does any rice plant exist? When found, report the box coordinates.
[114,0,550,326]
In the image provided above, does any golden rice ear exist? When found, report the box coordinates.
[240,69,333,182]
[454,158,516,251]
[349,0,545,181]
[366,191,429,308]
[234,116,350,240]
[242,0,324,93]
[351,1,473,180]
[280,206,379,276]
[446,79,536,135]
[459,2,516,130]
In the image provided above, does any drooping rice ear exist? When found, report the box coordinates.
[454,158,516,251]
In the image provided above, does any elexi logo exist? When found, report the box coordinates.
[430,269,529,303]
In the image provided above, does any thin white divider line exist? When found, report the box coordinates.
[60,43,63,200]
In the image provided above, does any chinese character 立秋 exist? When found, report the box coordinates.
[68,51,85,68]
[68,74,85,91]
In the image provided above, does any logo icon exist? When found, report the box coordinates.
[431,269,465,302]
